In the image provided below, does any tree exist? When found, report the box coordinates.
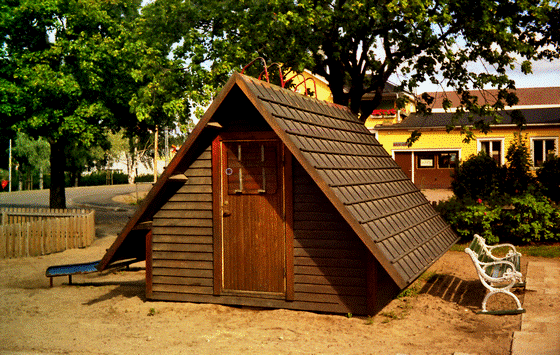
[537,156,560,203]
[1,0,195,207]
[451,151,504,201]
[0,0,142,207]
[171,0,559,132]
[11,132,50,190]
[101,0,196,185]
[504,133,535,196]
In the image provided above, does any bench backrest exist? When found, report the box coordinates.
[468,235,484,254]
[466,247,509,280]
[469,235,494,263]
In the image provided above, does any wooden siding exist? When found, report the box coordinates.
[150,144,371,314]
[292,160,369,314]
[151,148,214,297]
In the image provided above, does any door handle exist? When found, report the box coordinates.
[223,200,231,217]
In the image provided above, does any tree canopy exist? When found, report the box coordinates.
[2,0,559,207]
[172,0,559,127]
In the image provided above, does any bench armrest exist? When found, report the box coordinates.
[465,248,522,283]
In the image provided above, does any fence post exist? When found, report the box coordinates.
[25,222,30,257]
[0,224,5,258]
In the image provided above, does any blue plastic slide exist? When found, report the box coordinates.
[46,260,101,287]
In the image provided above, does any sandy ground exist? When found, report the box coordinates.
[0,190,530,355]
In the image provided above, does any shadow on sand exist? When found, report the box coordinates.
[419,274,487,310]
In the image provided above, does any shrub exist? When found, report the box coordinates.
[437,197,502,244]
[451,152,504,200]
[537,156,560,203]
[79,171,128,186]
[499,194,560,244]
[437,194,560,244]
[504,134,535,196]
[134,174,155,183]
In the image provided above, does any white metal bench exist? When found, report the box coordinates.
[465,234,525,314]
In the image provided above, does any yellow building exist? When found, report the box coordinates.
[372,88,560,189]
[286,70,333,102]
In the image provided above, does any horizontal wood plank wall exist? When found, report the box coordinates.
[150,150,368,314]
[151,148,214,298]
[292,160,369,314]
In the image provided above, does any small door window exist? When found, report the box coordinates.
[225,141,278,194]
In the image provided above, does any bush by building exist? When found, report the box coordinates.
[438,136,560,244]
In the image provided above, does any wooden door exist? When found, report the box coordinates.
[394,152,413,180]
[215,133,285,296]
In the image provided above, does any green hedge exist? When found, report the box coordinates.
[436,194,560,244]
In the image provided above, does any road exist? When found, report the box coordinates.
[0,183,151,209]
[0,183,153,237]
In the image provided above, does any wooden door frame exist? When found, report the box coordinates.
[212,132,294,300]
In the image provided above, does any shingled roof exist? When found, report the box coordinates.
[376,107,560,130]
[422,87,560,109]
[100,72,458,289]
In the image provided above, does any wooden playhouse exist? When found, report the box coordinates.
[98,73,459,315]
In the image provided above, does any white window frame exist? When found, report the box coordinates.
[530,136,558,167]
[477,138,505,166]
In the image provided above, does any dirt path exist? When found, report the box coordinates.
[0,228,525,355]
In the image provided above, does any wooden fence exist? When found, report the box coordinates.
[0,208,95,259]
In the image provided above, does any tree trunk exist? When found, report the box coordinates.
[126,142,137,185]
[39,167,44,190]
[49,139,66,209]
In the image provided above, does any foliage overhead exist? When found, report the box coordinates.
[169,0,559,126]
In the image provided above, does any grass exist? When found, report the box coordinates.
[397,271,438,299]
[451,242,560,258]
[517,244,560,258]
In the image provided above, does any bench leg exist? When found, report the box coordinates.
[49,277,53,288]
[480,289,525,315]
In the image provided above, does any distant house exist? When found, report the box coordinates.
[372,87,560,189]
[363,82,417,133]
[98,73,458,315]
[288,70,333,102]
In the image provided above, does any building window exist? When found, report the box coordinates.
[416,151,459,169]
[478,139,503,165]
[417,153,435,169]
[439,152,458,169]
[531,137,557,167]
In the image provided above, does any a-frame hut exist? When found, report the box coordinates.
[98,73,459,315]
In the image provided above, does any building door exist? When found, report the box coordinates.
[394,152,413,180]
[215,133,285,296]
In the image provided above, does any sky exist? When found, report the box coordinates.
[410,57,560,94]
